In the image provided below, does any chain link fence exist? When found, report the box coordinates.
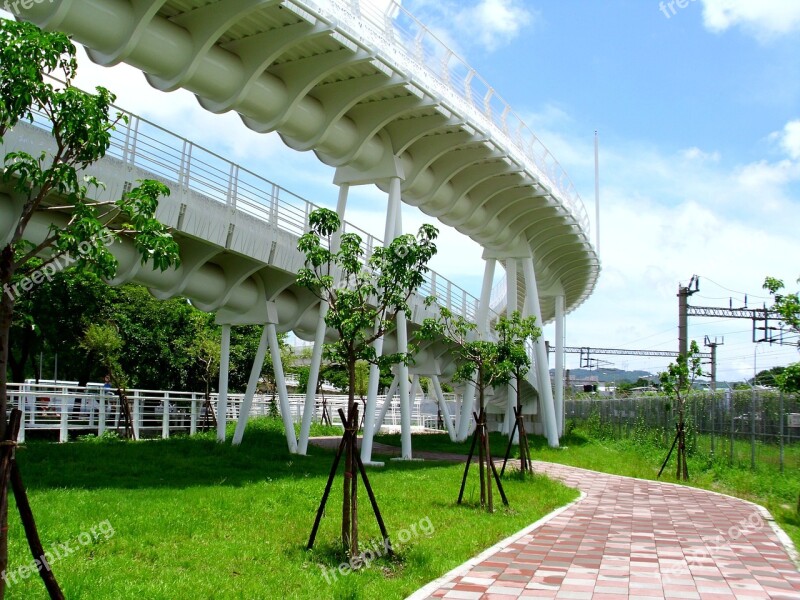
[565,390,800,472]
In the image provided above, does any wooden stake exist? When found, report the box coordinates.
[10,462,64,599]
[0,410,64,599]
[307,429,348,550]
[307,406,389,560]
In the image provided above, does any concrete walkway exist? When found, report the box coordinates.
[310,438,800,599]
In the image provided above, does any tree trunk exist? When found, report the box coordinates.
[342,359,358,556]
[477,364,486,509]
[0,246,18,599]
[516,371,530,474]
[1,245,16,439]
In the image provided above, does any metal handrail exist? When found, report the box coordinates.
[23,97,480,321]
[302,0,592,236]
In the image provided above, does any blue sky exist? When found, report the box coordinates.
[5,0,800,381]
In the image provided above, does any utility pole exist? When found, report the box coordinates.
[678,275,700,360]
[704,336,724,391]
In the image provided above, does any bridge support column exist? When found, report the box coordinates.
[504,258,518,440]
[360,333,385,465]
[373,375,398,434]
[431,374,456,441]
[297,183,348,454]
[522,257,559,448]
[267,323,298,453]
[456,257,495,441]
[297,302,328,455]
[555,293,566,437]
[330,183,349,251]
[232,326,269,446]
[216,324,231,442]
[397,311,412,458]
[361,174,402,463]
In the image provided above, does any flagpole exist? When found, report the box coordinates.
[594,130,600,256]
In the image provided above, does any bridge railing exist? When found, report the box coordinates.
[310,0,591,236]
[24,94,479,321]
[6,382,455,442]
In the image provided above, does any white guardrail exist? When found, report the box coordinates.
[308,0,591,235]
[6,382,457,442]
[23,89,481,321]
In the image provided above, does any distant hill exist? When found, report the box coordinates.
[553,367,655,383]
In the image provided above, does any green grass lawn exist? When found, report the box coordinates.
[5,419,577,599]
[376,427,800,551]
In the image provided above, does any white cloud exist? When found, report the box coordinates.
[701,0,800,39]
[525,108,800,379]
[454,0,534,52]
[405,0,535,53]
[777,119,800,159]
[681,147,721,163]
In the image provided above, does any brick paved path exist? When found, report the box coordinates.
[310,439,800,599]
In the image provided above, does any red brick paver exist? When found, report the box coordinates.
[406,458,800,599]
[309,438,800,599]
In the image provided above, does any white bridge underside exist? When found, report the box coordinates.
[7,0,600,455]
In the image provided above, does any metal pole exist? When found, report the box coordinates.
[779,390,784,474]
[751,348,757,470]
[678,285,688,361]
[710,343,717,391]
[594,130,600,256]
[729,389,734,465]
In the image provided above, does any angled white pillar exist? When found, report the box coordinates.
[216,324,231,442]
[360,334,385,464]
[267,323,298,453]
[555,293,566,437]
[374,375,398,433]
[522,257,559,447]
[232,326,269,445]
[330,183,350,251]
[297,302,329,455]
[409,374,421,429]
[456,258,495,441]
[431,375,457,440]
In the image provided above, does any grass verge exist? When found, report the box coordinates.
[5,419,577,599]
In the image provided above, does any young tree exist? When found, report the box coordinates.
[763,276,799,512]
[1,20,180,596]
[495,311,541,477]
[190,331,221,431]
[418,305,511,512]
[764,276,800,393]
[658,340,703,481]
[299,207,437,558]
[80,322,135,439]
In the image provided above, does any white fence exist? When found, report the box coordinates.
[6,382,453,442]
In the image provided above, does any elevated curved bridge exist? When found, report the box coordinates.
[11,0,600,458]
